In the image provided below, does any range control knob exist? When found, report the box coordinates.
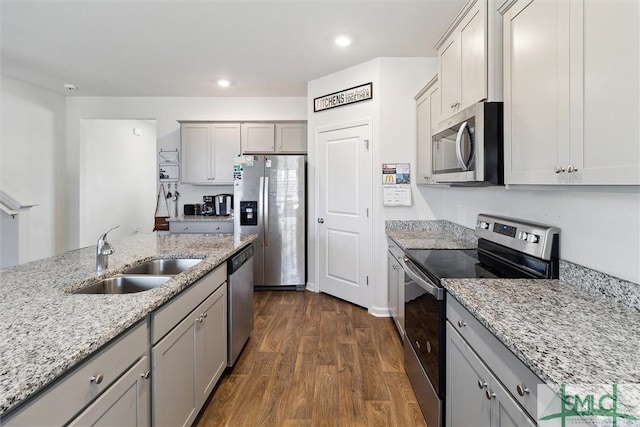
[526,234,540,244]
[477,221,490,230]
[518,231,529,241]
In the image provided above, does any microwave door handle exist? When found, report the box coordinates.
[455,121,470,171]
[402,257,445,300]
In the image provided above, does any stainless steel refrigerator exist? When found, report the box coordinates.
[233,155,306,290]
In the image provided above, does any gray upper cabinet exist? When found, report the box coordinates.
[180,122,241,185]
[436,0,502,124]
[501,0,640,185]
[241,122,307,154]
[241,123,276,153]
[415,76,440,185]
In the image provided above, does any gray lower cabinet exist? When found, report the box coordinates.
[446,297,540,427]
[169,220,233,234]
[152,267,227,427]
[387,239,404,337]
[2,322,149,427]
[69,356,150,426]
[446,323,534,427]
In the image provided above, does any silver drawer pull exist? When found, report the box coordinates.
[90,373,104,384]
[203,312,208,319]
[457,320,466,328]
[516,384,530,396]
[141,371,150,380]
[477,379,487,389]
[485,390,496,400]
[183,226,189,230]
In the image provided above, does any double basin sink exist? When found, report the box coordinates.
[74,258,203,294]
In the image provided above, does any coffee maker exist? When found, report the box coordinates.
[214,194,233,216]
[202,195,215,216]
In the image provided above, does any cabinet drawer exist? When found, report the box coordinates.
[169,221,233,234]
[3,321,147,426]
[152,265,227,344]
[447,296,542,419]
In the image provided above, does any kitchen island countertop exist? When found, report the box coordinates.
[0,232,256,416]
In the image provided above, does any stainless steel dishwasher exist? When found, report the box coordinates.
[227,243,254,367]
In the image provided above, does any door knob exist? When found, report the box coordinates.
[317,218,324,224]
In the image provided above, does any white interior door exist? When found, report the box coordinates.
[316,123,371,308]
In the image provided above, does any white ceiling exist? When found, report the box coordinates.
[1,0,466,97]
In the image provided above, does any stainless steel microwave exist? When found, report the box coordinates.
[431,102,503,185]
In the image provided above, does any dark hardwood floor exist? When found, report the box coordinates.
[197,290,427,427]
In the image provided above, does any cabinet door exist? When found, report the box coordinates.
[241,123,275,153]
[416,78,439,185]
[459,0,487,110]
[152,315,197,427]
[69,357,150,427]
[195,284,227,408]
[211,124,241,184]
[573,0,640,184]
[181,124,211,184]
[275,123,307,153]
[503,0,571,184]
[439,34,461,120]
[491,380,537,427]
[387,251,399,329]
[446,322,491,427]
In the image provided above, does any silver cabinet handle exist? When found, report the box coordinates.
[90,373,104,384]
[478,379,487,389]
[555,165,565,174]
[183,226,189,230]
[516,384,530,396]
[485,390,496,400]
[317,218,324,224]
[458,320,466,328]
[141,371,150,380]
[203,312,208,319]
[566,164,578,173]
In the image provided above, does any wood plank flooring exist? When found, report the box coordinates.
[197,290,427,427]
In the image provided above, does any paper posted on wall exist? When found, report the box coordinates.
[382,163,412,206]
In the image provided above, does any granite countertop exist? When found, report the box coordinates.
[167,214,233,222]
[385,219,640,390]
[0,232,256,416]
[443,278,640,386]
[386,219,478,250]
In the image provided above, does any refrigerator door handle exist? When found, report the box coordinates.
[264,176,269,246]
[258,176,265,246]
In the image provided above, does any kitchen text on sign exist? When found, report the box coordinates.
[314,83,373,112]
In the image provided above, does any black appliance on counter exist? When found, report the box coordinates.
[401,214,559,427]
[214,193,233,216]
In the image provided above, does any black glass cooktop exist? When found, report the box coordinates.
[405,249,484,281]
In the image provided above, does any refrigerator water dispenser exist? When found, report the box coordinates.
[239,201,258,226]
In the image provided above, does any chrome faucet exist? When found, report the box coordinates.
[96,225,120,272]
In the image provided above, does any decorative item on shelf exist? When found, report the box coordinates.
[153,184,171,231]
[159,149,179,182]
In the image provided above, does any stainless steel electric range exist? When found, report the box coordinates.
[401,214,560,427]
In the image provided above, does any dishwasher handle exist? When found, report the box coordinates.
[228,244,255,274]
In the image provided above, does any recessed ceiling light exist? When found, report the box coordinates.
[217,79,231,88]
[63,83,77,91]
[334,35,352,47]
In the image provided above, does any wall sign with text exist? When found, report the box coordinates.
[313,82,373,112]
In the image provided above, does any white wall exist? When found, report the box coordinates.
[79,119,157,247]
[307,57,438,314]
[66,96,306,249]
[419,185,640,284]
[0,76,67,265]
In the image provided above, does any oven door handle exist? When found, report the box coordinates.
[403,257,445,300]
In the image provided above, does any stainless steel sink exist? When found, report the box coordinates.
[123,258,202,275]
[73,275,171,294]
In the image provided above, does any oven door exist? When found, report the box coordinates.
[402,257,445,427]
